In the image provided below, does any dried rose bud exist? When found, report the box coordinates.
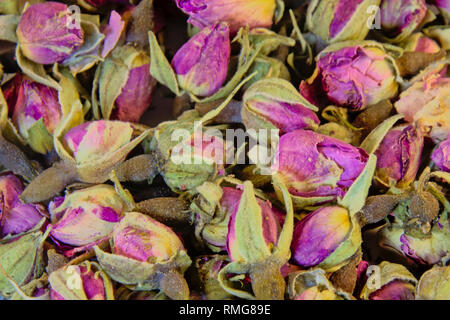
[9,77,62,155]
[48,184,127,256]
[163,130,229,193]
[64,120,134,167]
[16,2,84,65]
[226,189,284,262]
[242,78,320,135]
[360,261,417,300]
[192,183,284,252]
[94,212,191,299]
[171,22,230,97]
[415,266,450,300]
[0,229,48,297]
[0,173,46,238]
[306,0,381,44]
[379,0,428,43]
[271,129,369,208]
[374,125,424,188]
[379,219,449,265]
[395,73,450,144]
[291,206,361,272]
[400,33,441,53]
[431,135,450,172]
[300,42,398,111]
[94,45,155,122]
[217,180,293,300]
[288,268,354,300]
[175,0,277,34]
[48,261,114,300]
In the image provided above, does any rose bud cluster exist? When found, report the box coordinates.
[0,0,449,302]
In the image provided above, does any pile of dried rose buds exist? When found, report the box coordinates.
[0,0,448,301]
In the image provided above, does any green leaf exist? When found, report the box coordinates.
[360,114,404,154]
[148,31,180,95]
[26,118,53,155]
[338,153,377,215]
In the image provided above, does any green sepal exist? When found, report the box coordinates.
[15,46,61,90]
[217,262,255,300]
[109,170,136,211]
[240,28,295,56]
[338,153,377,216]
[62,18,105,75]
[94,245,192,292]
[318,214,362,272]
[148,31,180,96]
[0,229,49,297]
[359,114,404,154]
[191,46,262,104]
[415,266,450,300]
[26,118,53,155]
[0,14,19,42]
[243,77,318,112]
[232,181,272,263]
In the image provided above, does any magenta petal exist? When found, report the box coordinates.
[100,10,125,58]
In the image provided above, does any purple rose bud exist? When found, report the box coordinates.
[171,22,230,97]
[17,2,84,65]
[198,186,284,252]
[64,120,134,165]
[431,135,450,172]
[395,74,450,144]
[291,206,358,269]
[49,262,114,300]
[11,77,63,154]
[271,130,369,203]
[380,0,428,42]
[0,173,46,237]
[374,125,424,188]
[112,64,154,122]
[242,79,320,135]
[175,0,276,34]
[48,185,126,256]
[300,44,398,111]
[112,213,185,263]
